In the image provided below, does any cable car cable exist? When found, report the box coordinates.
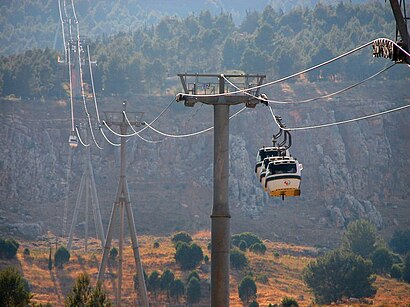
[75,125,90,147]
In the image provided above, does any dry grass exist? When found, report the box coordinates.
[0,234,409,306]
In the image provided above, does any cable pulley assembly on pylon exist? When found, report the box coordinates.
[255,116,303,200]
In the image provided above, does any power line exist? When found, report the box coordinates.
[75,125,90,147]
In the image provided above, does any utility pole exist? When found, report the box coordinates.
[177,73,265,306]
[66,126,105,252]
[97,102,148,307]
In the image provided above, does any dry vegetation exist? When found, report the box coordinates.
[0,231,409,306]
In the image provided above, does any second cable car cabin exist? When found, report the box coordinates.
[255,147,289,179]
[264,157,303,199]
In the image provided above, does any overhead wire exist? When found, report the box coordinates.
[75,125,90,147]
[142,106,247,138]
[177,38,410,99]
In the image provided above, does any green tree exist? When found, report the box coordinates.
[170,279,184,302]
[239,240,247,251]
[371,247,393,274]
[65,273,111,306]
[249,301,259,307]
[186,277,201,304]
[171,231,193,245]
[303,249,376,304]
[187,270,200,284]
[54,246,70,268]
[0,267,31,307]
[175,242,203,270]
[153,241,160,249]
[342,219,377,258]
[389,229,410,254]
[0,238,19,259]
[230,248,248,270]
[232,232,262,248]
[402,253,410,283]
[147,270,161,295]
[249,243,267,255]
[238,276,257,303]
[109,247,118,261]
[160,269,174,296]
[281,296,299,307]
[390,263,403,280]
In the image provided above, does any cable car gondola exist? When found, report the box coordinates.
[69,133,78,148]
[264,157,303,199]
[255,146,289,179]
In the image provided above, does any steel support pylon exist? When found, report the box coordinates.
[97,102,149,307]
[67,132,105,252]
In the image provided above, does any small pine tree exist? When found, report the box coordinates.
[239,240,247,251]
[186,277,201,304]
[0,267,31,306]
[23,247,30,256]
[153,241,160,248]
[109,247,118,261]
[204,255,210,264]
[402,253,410,283]
[281,296,299,307]
[230,248,248,270]
[238,276,257,303]
[187,270,200,284]
[390,264,403,280]
[249,301,259,307]
[170,279,184,302]
[171,231,193,244]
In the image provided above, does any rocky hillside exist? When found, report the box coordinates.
[0,78,409,247]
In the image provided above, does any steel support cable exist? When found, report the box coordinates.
[99,126,121,146]
[67,23,75,133]
[102,97,176,139]
[223,63,395,105]
[268,102,410,131]
[57,0,67,62]
[75,125,90,147]
[143,106,247,138]
[73,11,102,149]
[177,38,410,100]
[87,44,101,123]
[123,111,165,144]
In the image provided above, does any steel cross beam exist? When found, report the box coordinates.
[177,73,266,306]
[389,0,410,64]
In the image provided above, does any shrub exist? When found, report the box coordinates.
[109,247,118,260]
[281,296,299,307]
[403,253,410,283]
[0,238,19,259]
[160,269,174,294]
[54,246,70,268]
[175,242,203,270]
[187,270,200,284]
[232,232,262,248]
[153,241,160,248]
[186,277,201,304]
[371,247,393,274]
[171,231,193,245]
[390,264,403,279]
[230,248,248,270]
[250,242,267,255]
[204,255,210,264]
[23,248,30,256]
[169,279,184,302]
[147,271,161,295]
[239,240,247,251]
[249,301,259,307]
[389,229,410,254]
[238,276,257,303]
[303,249,376,304]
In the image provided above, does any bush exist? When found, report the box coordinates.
[147,271,161,295]
[23,248,30,256]
[0,267,31,306]
[230,248,248,270]
[204,255,210,264]
[389,229,410,254]
[303,249,376,304]
[187,270,200,284]
[109,247,118,260]
[171,232,193,245]
[153,241,160,248]
[249,301,259,307]
[232,232,262,248]
[371,247,393,274]
[186,277,201,304]
[238,276,257,303]
[281,296,299,307]
[239,240,247,251]
[341,220,377,258]
[403,253,410,283]
[390,264,403,279]
[250,242,267,255]
[170,279,184,302]
[0,238,19,259]
[54,246,70,268]
[160,269,174,293]
[175,242,203,270]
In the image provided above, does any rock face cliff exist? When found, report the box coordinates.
[0,80,409,246]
